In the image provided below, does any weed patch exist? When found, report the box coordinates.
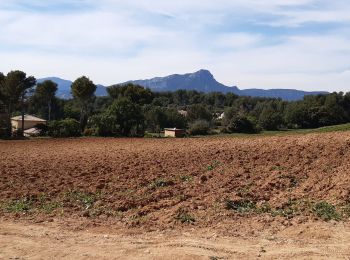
[150,179,174,188]
[225,199,256,213]
[175,211,195,224]
[313,201,340,221]
[65,191,100,210]
[206,160,221,171]
[3,198,33,213]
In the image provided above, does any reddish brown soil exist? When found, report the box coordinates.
[0,132,350,234]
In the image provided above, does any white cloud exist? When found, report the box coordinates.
[0,0,350,92]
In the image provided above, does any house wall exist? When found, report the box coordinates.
[164,130,176,137]
[11,120,46,130]
[164,130,185,138]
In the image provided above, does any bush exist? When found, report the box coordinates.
[35,123,48,136]
[188,120,210,135]
[89,114,117,137]
[225,116,260,134]
[48,118,81,138]
[313,201,340,221]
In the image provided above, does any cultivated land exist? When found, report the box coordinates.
[1,131,350,259]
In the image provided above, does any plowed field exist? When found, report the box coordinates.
[1,132,350,258]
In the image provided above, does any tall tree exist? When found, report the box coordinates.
[33,80,58,120]
[0,71,36,136]
[107,97,145,136]
[108,83,153,105]
[71,76,96,131]
[0,72,5,103]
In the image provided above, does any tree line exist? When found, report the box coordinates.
[1,70,349,138]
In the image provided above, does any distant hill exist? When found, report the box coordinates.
[125,69,328,101]
[37,77,107,99]
[125,69,239,94]
[38,70,328,101]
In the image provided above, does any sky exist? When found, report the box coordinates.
[0,0,350,92]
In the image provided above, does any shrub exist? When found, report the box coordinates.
[313,201,340,221]
[175,212,195,223]
[89,114,117,136]
[3,198,32,212]
[188,120,210,135]
[48,118,81,138]
[225,116,260,134]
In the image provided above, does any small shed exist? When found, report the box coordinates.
[11,115,47,131]
[164,128,186,138]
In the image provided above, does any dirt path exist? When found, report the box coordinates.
[1,221,350,259]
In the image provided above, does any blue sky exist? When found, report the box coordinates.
[0,0,350,91]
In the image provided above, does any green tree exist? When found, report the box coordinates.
[71,76,96,131]
[187,104,212,122]
[32,80,58,120]
[107,97,145,136]
[144,106,167,134]
[107,83,153,105]
[258,101,284,130]
[225,116,259,134]
[0,70,36,136]
[164,108,187,129]
[188,120,210,135]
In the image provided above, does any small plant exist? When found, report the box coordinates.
[40,201,61,213]
[313,201,341,221]
[175,212,195,224]
[256,202,272,214]
[65,191,100,209]
[225,199,256,213]
[206,160,221,171]
[273,199,301,218]
[150,179,174,188]
[38,194,61,213]
[3,198,32,212]
[180,175,193,182]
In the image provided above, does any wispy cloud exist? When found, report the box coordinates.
[0,0,349,91]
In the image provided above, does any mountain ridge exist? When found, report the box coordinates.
[38,70,328,101]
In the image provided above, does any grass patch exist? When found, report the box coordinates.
[3,198,33,213]
[313,201,341,221]
[65,191,100,210]
[175,212,196,224]
[225,199,256,213]
[38,194,61,213]
[272,199,303,218]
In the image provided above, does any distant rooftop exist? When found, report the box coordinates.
[11,114,46,122]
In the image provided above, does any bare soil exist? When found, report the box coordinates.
[1,132,350,258]
[1,220,350,259]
